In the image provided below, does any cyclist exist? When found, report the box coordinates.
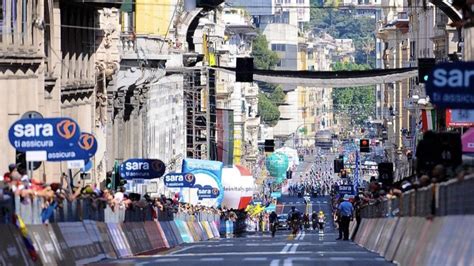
[318,210,326,234]
[311,211,318,230]
[287,206,301,236]
[269,211,278,238]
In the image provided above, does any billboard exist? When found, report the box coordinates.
[181,159,224,207]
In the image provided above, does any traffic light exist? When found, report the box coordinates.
[360,139,370,153]
[378,162,394,186]
[264,139,275,153]
[236,57,253,82]
[118,178,127,187]
[16,151,41,172]
[334,159,344,173]
[106,171,113,189]
[418,58,436,84]
[286,170,293,179]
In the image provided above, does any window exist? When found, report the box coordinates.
[1,0,18,34]
[271,43,286,51]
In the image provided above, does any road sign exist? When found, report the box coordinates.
[8,117,81,152]
[47,132,98,162]
[337,185,354,196]
[195,185,220,200]
[164,172,196,188]
[119,159,166,179]
[67,160,85,169]
[426,61,474,109]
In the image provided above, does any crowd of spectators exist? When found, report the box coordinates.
[0,163,236,225]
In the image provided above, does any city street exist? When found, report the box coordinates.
[97,197,392,266]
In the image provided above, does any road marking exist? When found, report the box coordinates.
[154,258,180,263]
[167,245,199,255]
[114,260,136,264]
[280,243,293,254]
[298,231,306,240]
[283,257,311,266]
[270,259,280,266]
[289,244,299,254]
[329,257,356,261]
[201,258,224,261]
[243,257,268,261]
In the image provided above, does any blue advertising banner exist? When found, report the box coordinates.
[119,159,166,180]
[195,185,220,200]
[8,117,81,152]
[182,159,223,180]
[337,185,355,196]
[426,62,474,109]
[164,173,196,188]
[182,159,224,206]
[47,132,98,162]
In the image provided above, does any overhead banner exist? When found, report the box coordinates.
[426,61,474,109]
[164,173,196,188]
[8,117,80,152]
[119,159,166,180]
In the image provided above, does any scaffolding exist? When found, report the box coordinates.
[183,67,217,160]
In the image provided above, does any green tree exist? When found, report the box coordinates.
[332,62,375,125]
[258,93,280,126]
[258,85,286,126]
[251,33,280,70]
[309,1,376,67]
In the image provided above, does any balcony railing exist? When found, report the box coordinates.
[0,0,43,58]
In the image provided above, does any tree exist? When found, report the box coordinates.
[332,62,376,126]
[258,93,281,126]
[309,1,377,67]
[251,33,280,70]
[258,85,286,126]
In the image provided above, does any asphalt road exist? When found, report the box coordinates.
[97,197,393,266]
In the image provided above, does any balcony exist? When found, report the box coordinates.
[0,1,43,61]
[244,84,258,98]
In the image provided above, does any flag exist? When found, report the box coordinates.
[421,109,437,132]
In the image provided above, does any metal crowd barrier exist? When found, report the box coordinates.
[1,193,221,225]
[360,176,474,218]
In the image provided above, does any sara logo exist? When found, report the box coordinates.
[79,133,95,150]
[8,117,81,152]
[212,188,219,196]
[120,159,166,179]
[151,160,164,172]
[184,173,195,183]
[57,119,77,140]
